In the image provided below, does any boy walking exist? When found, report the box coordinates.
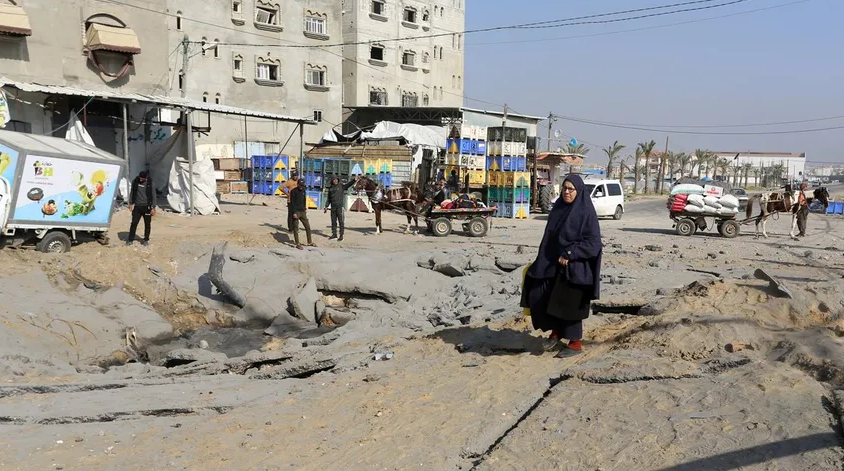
[127,171,156,246]
[324,176,358,241]
[289,179,315,249]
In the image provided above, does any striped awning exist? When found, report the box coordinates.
[85,23,140,54]
[0,4,32,36]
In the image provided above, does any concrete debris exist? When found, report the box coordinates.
[207,242,247,308]
[754,268,794,299]
[726,341,746,353]
[289,277,320,323]
[249,358,337,380]
[373,352,394,361]
[433,261,466,277]
[495,255,532,272]
[161,348,228,367]
[644,245,663,252]
[229,253,256,263]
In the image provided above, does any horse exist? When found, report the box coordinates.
[353,176,423,234]
[745,190,793,239]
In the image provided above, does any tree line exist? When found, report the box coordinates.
[562,142,790,194]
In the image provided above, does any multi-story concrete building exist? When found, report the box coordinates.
[167,0,343,150]
[342,0,465,110]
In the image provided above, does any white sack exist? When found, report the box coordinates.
[683,204,704,213]
[703,196,722,208]
[702,205,720,215]
[686,194,705,208]
[718,207,739,216]
[719,194,740,209]
[670,184,705,195]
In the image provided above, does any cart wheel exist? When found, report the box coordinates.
[431,218,452,237]
[467,217,489,237]
[37,231,72,254]
[719,220,740,238]
[675,218,696,237]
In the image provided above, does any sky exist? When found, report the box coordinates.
[462,0,844,165]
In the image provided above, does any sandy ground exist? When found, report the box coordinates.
[1,185,844,470]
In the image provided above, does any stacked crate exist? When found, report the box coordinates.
[250,155,290,196]
[213,158,249,194]
[364,158,394,188]
[300,158,325,209]
[442,125,487,189]
[486,126,530,219]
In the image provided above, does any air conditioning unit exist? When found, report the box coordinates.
[154,107,181,126]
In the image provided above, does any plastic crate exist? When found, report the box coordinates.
[350,160,365,175]
[476,141,487,156]
[486,156,504,172]
[251,181,271,195]
[830,201,844,215]
[494,203,530,219]
[305,190,323,209]
[377,173,393,188]
[515,171,530,188]
[303,171,324,189]
[502,156,513,171]
[251,168,271,181]
[513,157,527,172]
[273,169,289,183]
[302,159,324,173]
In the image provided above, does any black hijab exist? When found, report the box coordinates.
[528,174,602,299]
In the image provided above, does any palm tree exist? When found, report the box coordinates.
[752,167,762,188]
[565,143,590,156]
[669,152,685,185]
[678,152,693,178]
[712,157,729,181]
[743,163,752,188]
[633,148,643,194]
[637,140,657,194]
[603,141,625,180]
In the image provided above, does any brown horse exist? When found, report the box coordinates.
[354,176,423,234]
[745,190,793,239]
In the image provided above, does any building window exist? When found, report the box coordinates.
[422,10,429,22]
[403,8,416,23]
[371,1,385,16]
[458,34,463,50]
[306,68,326,86]
[305,16,326,35]
[232,54,244,80]
[176,11,182,30]
[452,75,456,88]
[422,52,429,64]
[370,45,384,61]
[254,2,281,31]
[402,51,415,67]
[213,39,220,58]
[215,94,222,105]
[369,89,387,106]
[313,110,323,122]
[232,0,242,14]
[201,37,208,57]
[423,94,429,106]
[178,70,184,90]
[257,63,278,81]
[202,92,208,103]
[402,92,418,108]
[457,75,461,88]
[440,6,444,17]
[439,47,443,60]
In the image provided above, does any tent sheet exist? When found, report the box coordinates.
[167,157,220,215]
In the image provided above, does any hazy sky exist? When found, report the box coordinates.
[463,0,843,164]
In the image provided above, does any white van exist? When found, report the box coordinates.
[549,178,625,220]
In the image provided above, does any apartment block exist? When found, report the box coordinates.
[342,0,465,109]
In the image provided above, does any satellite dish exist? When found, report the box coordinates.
[569,138,578,147]
[553,129,561,139]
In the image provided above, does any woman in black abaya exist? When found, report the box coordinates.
[521,175,603,358]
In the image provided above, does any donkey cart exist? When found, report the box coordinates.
[426,207,497,238]
[670,210,742,238]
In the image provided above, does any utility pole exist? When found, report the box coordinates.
[546,112,558,152]
[180,35,196,216]
[660,136,669,194]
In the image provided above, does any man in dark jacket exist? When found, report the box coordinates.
[324,175,358,241]
[289,179,314,249]
[127,171,157,246]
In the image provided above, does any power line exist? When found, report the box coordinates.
[554,114,844,129]
[212,0,750,48]
[468,0,812,46]
[556,115,844,135]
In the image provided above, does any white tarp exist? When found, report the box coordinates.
[361,121,446,149]
[64,114,95,146]
[148,128,186,194]
[167,157,220,215]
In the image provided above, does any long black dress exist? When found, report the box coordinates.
[521,271,590,340]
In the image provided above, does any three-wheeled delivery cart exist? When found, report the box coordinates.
[0,130,126,253]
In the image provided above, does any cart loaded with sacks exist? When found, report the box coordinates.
[667,184,744,238]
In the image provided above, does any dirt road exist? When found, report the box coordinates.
[1,188,844,471]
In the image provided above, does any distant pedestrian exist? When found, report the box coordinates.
[796,180,809,237]
[127,171,157,246]
[289,179,315,249]
[282,173,299,232]
[324,176,358,241]
[521,175,603,358]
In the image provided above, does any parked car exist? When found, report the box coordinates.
[549,178,626,220]
[729,188,749,210]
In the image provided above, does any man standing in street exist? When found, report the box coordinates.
[281,173,299,232]
[289,179,315,250]
[127,170,156,246]
[324,175,358,241]
[796,180,810,238]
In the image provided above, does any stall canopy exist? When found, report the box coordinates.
[320,121,445,149]
[0,4,31,36]
[85,24,141,55]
